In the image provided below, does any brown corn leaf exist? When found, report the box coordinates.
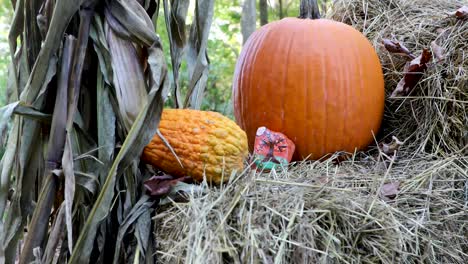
[62,135,76,253]
[135,206,152,258]
[96,74,116,184]
[166,0,189,47]
[450,6,468,20]
[17,34,76,264]
[382,39,416,60]
[19,0,83,104]
[380,181,400,201]
[61,5,95,253]
[108,0,158,47]
[106,23,148,132]
[104,7,132,40]
[431,41,445,62]
[13,104,52,121]
[68,41,168,263]
[37,0,55,40]
[391,48,432,97]
[162,0,190,107]
[41,202,66,264]
[381,136,404,154]
[0,102,20,148]
[144,175,193,197]
[184,0,215,109]
[112,195,154,263]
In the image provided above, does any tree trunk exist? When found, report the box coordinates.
[241,0,256,44]
[259,0,268,26]
[278,0,284,19]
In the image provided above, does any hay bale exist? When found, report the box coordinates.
[154,155,468,263]
[328,0,467,155]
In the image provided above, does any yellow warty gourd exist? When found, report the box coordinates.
[141,109,248,184]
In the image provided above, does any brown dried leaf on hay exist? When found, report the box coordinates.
[380,181,401,202]
[382,39,416,60]
[144,175,193,197]
[380,136,404,154]
[450,6,468,19]
[391,48,432,97]
[430,41,445,62]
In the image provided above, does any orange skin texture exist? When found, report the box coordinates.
[232,18,385,160]
[141,109,248,184]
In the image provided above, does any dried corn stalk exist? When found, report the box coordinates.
[0,0,214,263]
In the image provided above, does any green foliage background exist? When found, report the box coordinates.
[158,0,305,116]
[0,0,12,106]
[0,0,311,110]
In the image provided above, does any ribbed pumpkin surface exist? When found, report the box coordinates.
[232,18,385,160]
[141,109,248,184]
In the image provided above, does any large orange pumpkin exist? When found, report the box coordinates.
[232,0,385,160]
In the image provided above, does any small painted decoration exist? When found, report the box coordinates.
[252,127,295,171]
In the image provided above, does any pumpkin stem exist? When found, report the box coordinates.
[298,0,321,19]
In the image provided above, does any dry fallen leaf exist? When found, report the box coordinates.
[436,28,446,35]
[143,174,193,197]
[431,41,445,62]
[382,39,416,60]
[391,48,432,97]
[450,6,468,20]
[380,181,400,201]
[159,181,206,205]
[381,136,404,154]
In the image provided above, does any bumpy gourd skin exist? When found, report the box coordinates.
[141,109,248,184]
